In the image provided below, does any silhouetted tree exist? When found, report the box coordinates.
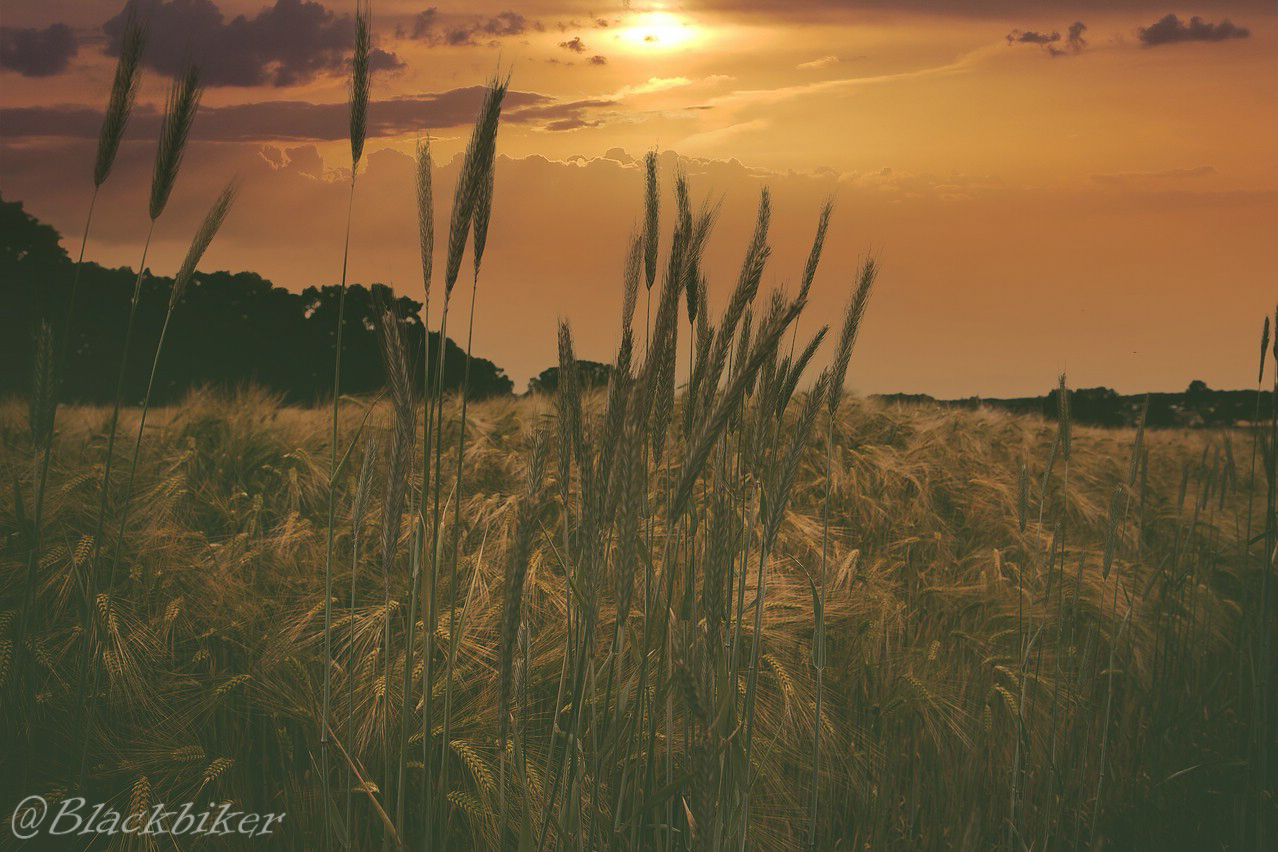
[0,195,513,403]
[527,360,612,395]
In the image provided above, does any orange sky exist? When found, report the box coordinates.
[2,1,1276,395]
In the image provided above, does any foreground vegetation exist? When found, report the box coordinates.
[1,388,1272,849]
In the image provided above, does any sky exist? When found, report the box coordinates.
[2,0,1275,396]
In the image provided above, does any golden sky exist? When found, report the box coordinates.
[2,1,1276,395]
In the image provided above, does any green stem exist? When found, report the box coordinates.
[806,411,833,848]
[425,297,451,851]
[439,267,482,831]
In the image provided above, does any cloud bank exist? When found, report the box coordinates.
[1137,14,1251,46]
[0,24,77,77]
[103,0,403,87]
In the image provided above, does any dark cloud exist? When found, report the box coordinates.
[103,0,404,87]
[587,55,608,65]
[1007,29,1060,45]
[0,86,559,143]
[405,8,438,39]
[0,24,78,77]
[483,11,528,36]
[1067,22,1087,49]
[1006,21,1086,57]
[399,8,538,46]
[1137,14,1250,46]
[508,97,615,131]
[544,118,599,131]
[559,37,587,53]
[0,87,628,140]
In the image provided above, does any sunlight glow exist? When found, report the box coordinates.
[619,11,699,51]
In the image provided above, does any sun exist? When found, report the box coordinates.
[619,11,699,51]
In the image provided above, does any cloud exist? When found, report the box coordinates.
[679,119,772,151]
[1090,165,1217,185]
[0,86,563,142]
[1007,29,1060,46]
[588,55,608,65]
[103,0,404,87]
[544,117,600,131]
[1137,14,1250,46]
[559,37,587,53]
[260,143,325,177]
[797,55,840,70]
[0,24,78,77]
[483,11,528,36]
[1066,22,1088,50]
[401,8,538,46]
[615,77,695,97]
[405,8,438,39]
[510,97,616,131]
[1006,21,1086,56]
[704,49,988,113]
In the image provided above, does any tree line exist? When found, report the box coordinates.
[1,196,514,405]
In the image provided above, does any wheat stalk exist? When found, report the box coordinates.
[95,8,147,189]
[324,6,375,845]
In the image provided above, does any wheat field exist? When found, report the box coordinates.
[1,385,1270,849]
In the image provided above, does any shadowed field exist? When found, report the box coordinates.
[1,390,1268,849]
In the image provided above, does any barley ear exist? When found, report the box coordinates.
[473,156,495,279]
[1128,395,1149,488]
[95,7,147,189]
[1259,315,1270,385]
[797,196,834,303]
[828,256,878,415]
[170,179,238,310]
[349,0,372,172]
[1018,461,1029,532]
[685,261,700,324]
[1272,302,1277,364]
[444,75,508,298]
[149,63,203,222]
[643,149,659,291]
[622,231,642,332]
[1057,374,1072,462]
[416,138,434,295]
[29,322,56,446]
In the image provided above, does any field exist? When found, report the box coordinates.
[1,387,1272,849]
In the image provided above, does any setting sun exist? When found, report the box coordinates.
[619,11,698,51]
